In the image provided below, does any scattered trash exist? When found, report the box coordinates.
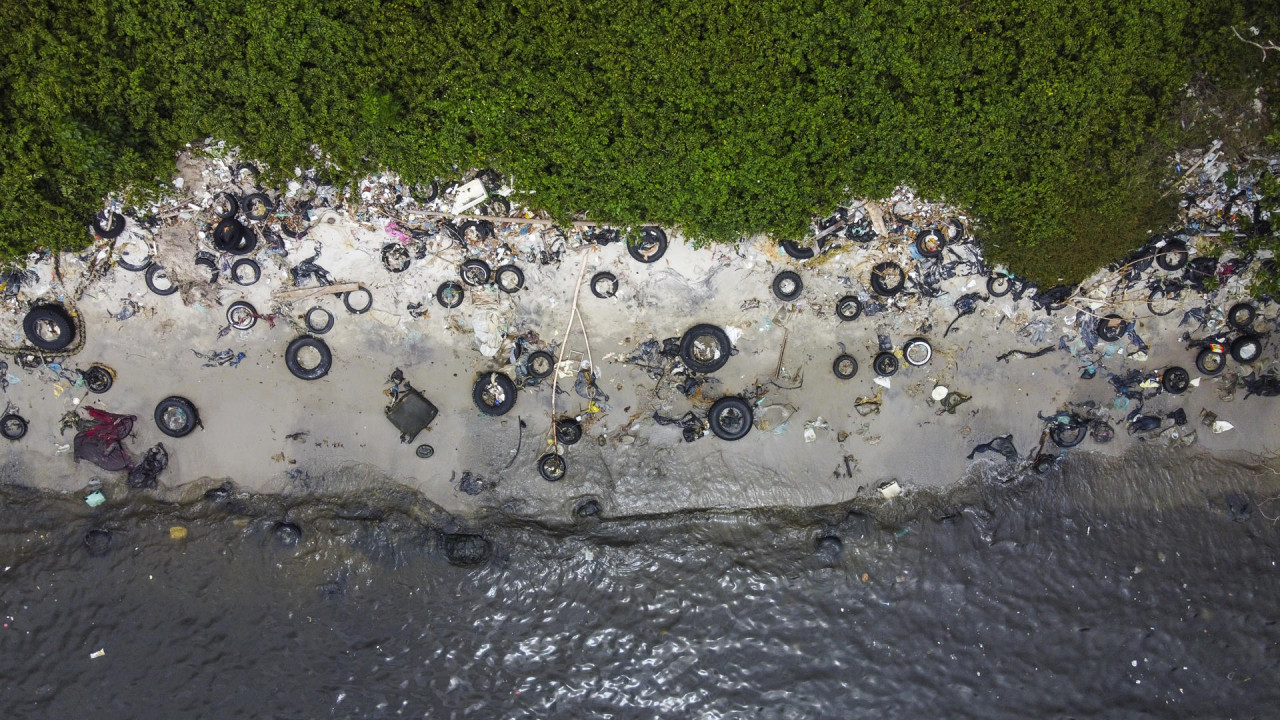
[878,480,902,499]
[967,435,1018,461]
[84,490,106,507]
[192,348,245,367]
[126,443,168,489]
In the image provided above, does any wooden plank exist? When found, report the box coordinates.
[272,282,362,300]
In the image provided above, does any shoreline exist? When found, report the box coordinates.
[1,151,1278,521]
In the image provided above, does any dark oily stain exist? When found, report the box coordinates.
[83,528,111,557]
[458,471,491,496]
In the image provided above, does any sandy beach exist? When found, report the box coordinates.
[2,150,1277,521]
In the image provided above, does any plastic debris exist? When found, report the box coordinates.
[878,480,902,499]
[84,491,105,507]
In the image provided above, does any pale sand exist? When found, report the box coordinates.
[2,162,1277,521]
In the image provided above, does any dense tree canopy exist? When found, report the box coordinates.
[0,0,1272,281]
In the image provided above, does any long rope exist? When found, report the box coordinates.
[548,251,592,435]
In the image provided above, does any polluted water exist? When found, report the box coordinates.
[1,446,1279,719]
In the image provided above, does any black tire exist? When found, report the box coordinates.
[242,193,274,221]
[145,264,178,296]
[1049,420,1086,448]
[440,221,463,245]
[987,275,1012,297]
[628,226,668,263]
[1,413,28,440]
[903,337,933,366]
[772,270,803,301]
[459,220,495,240]
[226,301,258,330]
[591,272,618,299]
[304,306,334,334]
[416,444,435,459]
[154,396,199,438]
[1147,288,1180,316]
[1196,347,1225,376]
[538,453,567,482]
[382,243,410,273]
[495,264,524,293]
[526,350,555,379]
[211,192,239,219]
[473,373,517,416]
[343,287,372,314]
[556,418,583,445]
[833,354,858,379]
[195,254,219,284]
[1227,302,1257,330]
[680,324,731,374]
[870,262,905,297]
[213,218,244,251]
[82,365,114,394]
[460,259,492,286]
[436,281,465,308]
[781,239,815,260]
[1155,241,1188,271]
[873,351,899,377]
[414,181,439,204]
[1161,366,1190,394]
[285,336,333,380]
[115,238,153,271]
[835,295,862,321]
[914,229,945,258]
[231,258,260,286]
[1230,335,1262,364]
[708,396,752,441]
[485,197,512,216]
[23,304,76,351]
[1096,314,1127,342]
[93,211,126,239]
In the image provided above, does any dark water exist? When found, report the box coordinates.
[1,449,1278,719]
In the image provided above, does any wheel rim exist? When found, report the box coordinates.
[463,266,487,285]
[906,343,931,365]
[161,407,189,431]
[228,307,254,329]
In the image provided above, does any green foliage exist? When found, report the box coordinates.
[0,0,1271,282]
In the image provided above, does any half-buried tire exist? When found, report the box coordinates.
[680,324,731,374]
